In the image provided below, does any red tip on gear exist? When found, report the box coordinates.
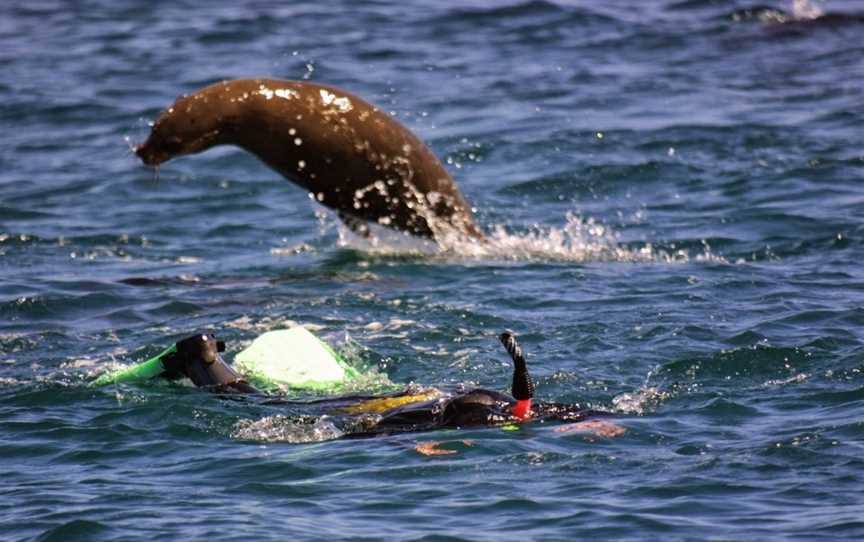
[512,399,532,420]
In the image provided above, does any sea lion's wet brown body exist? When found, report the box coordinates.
[136,79,483,240]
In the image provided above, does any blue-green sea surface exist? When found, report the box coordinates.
[2,1,864,540]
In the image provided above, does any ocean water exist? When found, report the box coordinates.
[2,0,864,540]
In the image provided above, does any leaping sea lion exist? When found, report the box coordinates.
[136,79,484,241]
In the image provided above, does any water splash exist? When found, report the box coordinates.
[610,365,672,415]
[334,211,725,264]
[732,0,825,24]
[231,414,344,443]
[611,386,669,415]
[792,0,824,20]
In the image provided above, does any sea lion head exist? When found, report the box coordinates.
[136,89,239,166]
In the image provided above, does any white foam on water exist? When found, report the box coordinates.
[231,414,344,443]
[610,386,669,415]
[763,372,809,388]
[334,210,726,264]
[222,315,306,334]
[757,0,824,23]
[610,366,671,415]
[792,0,823,20]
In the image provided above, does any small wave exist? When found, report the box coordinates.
[656,344,814,386]
[231,414,344,443]
[336,211,725,264]
[119,275,201,287]
[35,519,111,542]
[430,0,566,22]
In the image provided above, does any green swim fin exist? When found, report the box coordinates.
[91,344,177,386]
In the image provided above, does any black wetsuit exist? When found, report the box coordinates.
[361,389,598,435]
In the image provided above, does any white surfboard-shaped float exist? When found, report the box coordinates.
[234,327,359,390]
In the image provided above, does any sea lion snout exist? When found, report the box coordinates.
[135,143,156,165]
[135,138,175,166]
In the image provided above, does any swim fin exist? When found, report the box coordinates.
[500,332,534,419]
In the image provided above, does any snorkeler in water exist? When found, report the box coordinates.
[144,330,619,439]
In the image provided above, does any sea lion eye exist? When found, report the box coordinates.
[162,136,183,154]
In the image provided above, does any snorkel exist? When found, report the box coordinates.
[500,332,534,420]
[164,333,260,394]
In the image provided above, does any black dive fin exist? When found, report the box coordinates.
[499,332,535,400]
